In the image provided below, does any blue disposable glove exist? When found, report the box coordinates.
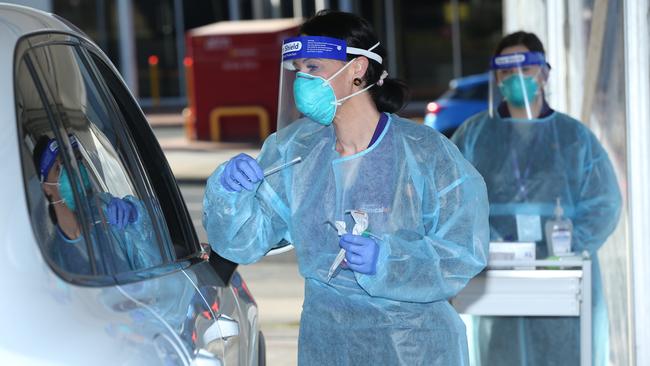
[339,233,379,275]
[220,153,264,192]
[107,197,138,229]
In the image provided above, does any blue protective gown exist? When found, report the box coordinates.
[203,114,490,365]
[48,193,162,274]
[451,110,621,366]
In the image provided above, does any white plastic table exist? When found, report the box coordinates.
[452,259,592,366]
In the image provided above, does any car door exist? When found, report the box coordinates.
[14,33,190,365]
[84,41,258,366]
[81,37,257,365]
[18,32,230,365]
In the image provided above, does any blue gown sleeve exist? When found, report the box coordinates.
[202,134,291,264]
[99,192,163,270]
[121,195,163,269]
[571,131,622,254]
[356,136,490,303]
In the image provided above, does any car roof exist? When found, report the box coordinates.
[0,4,76,45]
[449,72,489,89]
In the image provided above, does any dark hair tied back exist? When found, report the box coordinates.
[494,31,546,57]
[299,10,409,113]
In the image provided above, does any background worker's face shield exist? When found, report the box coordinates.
[489,51,549,119]
[277,35,383,134]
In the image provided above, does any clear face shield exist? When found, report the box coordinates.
[277,36,384,137]
[489,51,550,120]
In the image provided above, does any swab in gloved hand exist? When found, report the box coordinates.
[263,156,302,177]
[221,155,302,192]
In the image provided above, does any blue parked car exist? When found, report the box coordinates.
[424,73,490,137]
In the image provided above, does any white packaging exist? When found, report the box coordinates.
[489,241,536,269]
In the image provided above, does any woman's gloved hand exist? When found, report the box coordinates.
[220,153,264,192]
[339,233,379,275]
[107,197,138,229]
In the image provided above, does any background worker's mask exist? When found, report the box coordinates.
[498,73,540,108]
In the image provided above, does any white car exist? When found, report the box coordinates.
[0,4,264,365]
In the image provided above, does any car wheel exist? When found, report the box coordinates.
[257,331,266,366]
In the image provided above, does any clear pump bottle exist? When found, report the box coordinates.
[545,197,573,257]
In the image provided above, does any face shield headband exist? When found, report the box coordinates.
[38,134,81,182]
[282,35,383,71]
[490,51,551,71]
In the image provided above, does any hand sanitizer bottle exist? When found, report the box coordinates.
[545,198,573,257]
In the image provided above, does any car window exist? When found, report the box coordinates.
[87,51,202,261]
[19,38,174,279]
[16,46,108,280]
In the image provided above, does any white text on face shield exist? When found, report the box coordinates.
[495,53,526,66]
[283,41,302,54]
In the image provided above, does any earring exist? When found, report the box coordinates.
[353,78,362,86]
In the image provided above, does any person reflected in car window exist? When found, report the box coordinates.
[34,135,163,273]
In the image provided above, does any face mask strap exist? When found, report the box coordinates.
[324,58,357,85]
[335,82,376,105]
[333,70,389,106]
[324,41,383,84]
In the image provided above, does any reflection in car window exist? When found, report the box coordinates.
[16,55,98,277]
[20,42,170,277]
[89,53,202,261]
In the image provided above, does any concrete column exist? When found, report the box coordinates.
[117,0,137,96]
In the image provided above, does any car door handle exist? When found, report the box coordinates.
[203,314,240,344]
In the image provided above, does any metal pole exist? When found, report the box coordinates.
[450,0,462,78]
[228,0,241,20]
[384,0,397,77]
[117,0,137,96]
[338,0,353,12]
[270,0,281,18]
[174,0,186,99]
[252,0,265,19]
[96,0,108,51]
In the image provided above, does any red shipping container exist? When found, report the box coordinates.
[184,18,301,142]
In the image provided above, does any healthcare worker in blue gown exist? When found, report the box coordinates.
[203,10,489,365]
[35,135,162,274]
[451,31,621,366]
